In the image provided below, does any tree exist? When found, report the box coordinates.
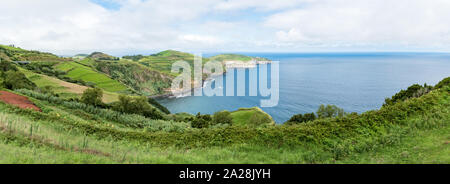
[0,59,17,73]
[303,113,316,122]
[286,112,316,125]
[212,111,233,126]
[81,88,103,107]
[317,105,345,119]
[113,95,164,120]
[2,70,36,90]
[190,113,213,128]
[384,83,433,106]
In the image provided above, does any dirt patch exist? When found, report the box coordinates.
[0,91,41,111]
[52,78,88,94]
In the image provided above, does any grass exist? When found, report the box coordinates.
[230,107,275,126]
[209,54,253,62]
[0,78,448,163]
[55,62,128,92]
[21,68,119,103]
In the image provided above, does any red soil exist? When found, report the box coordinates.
[0,91,41,111]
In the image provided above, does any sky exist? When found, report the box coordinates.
[0,0,450,56]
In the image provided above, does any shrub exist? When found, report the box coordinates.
[248,112,272,127]
[384,84,433,106]
[81,88,103,107]
[14,89,187,132]
[191,113,212,128]
[317,105,345,119]
[2,70,36,90]
[113,95,164,120]
[435,77,450,89]
[148,98,171,114]
[212,111,233,126]
[286,112,316,125]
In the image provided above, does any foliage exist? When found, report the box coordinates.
[317,104,345,119]
[384,83,433,106]
[248,111,273,127]
[0,60,36,90]
[1,76,448,163]
[14,89,185,131]
[148,98,170,114]
[95,60,171,95]
[88,52,119,60]
[286,113,316,125]
[112,95,164,120]
[212,111,233,126]
[435,77,450,89]
[2,71,36,90]
[123,55,145,61]
[81,88,103,107]
[0,45,70,62]
[191,113,212,128]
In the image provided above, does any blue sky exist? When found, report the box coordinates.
[0,0,449,56]
[90,0,122,10]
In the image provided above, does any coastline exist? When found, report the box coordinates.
[150,60,272,99]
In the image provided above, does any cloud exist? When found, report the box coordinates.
[214,0,315,11]
[265,0,450,49]
[0,0,449,55]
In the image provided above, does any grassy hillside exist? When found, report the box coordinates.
[230,107,275,126]
[95,60,172,96]
[0,77,448,163]
[20,68,119,103]
[137,50,206,76]
[54,62,129,93]
[209,54,269,62]
[0,45,69,62]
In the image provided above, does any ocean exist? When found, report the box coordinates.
[157,52,450,123]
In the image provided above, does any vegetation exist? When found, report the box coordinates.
[95,60,170,95]
[230,107,275,127]
[0,77,447,163]
[112,95,164,120]
[54,61,129,92]
[0,45,448,164]
[0,59,36,90]
[384,83,433,106]
[317,104,346,118]
[212,111,233,126]
[81,88,104,107]
[0,44,69,62]
[209,54,269,62]
[286,113,316,125]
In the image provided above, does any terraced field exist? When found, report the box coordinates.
[55,62,128,92]
[21,68,119,103]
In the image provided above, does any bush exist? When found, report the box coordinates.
[435,77,450,89]
[248,112,272,127]
[286,112,316,125]
[191,113,212,128]
[212,111,233,126]
[113,95,164,120]
[14,89,187,131]
[148,98,171,114]
[2,70,36,90]
[317,105,345,119]
[384,84,433,106]
[81,88,103,107]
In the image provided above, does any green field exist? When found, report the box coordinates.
[21,69,119,103]
[55,62,128,92]
[230,107,275,126]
